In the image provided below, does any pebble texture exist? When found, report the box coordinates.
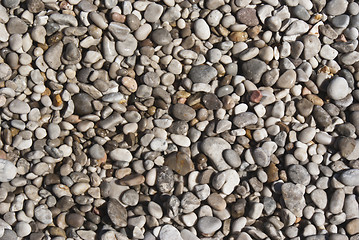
[0,0,358,239]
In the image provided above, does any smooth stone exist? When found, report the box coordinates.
[159,225,182,240]
[109,149,132,162]
[338,137,356,158]
[72,93,94,116]
[202,93,223,110]
[34,205,53,224]
[148,201,163,219]
[144,3,163,23]
[339,169,359,186]
[156,166,174,193]
[164,152,194,176]
[6,17,28,34]
[207,193,226,211]
[252,148,270,167]
[241,59,267,84]
[188,65,217,84]
[197,216,222,235]
[27,0,45,13]
[287,164,311,185]
[285,20,309,35]
[325,0,348,16]
[121,189,139,206]
[330,189,345,214]
[194,19,211,40]
[107,198,127,227]
[0,230,16,240]
[115,34,137,57]
[276,69,296,89]
[237,8,259,26]
[233,112,258,128]
[346,219,359,235]
[201,137,231,171]
[108,22,130,41]
[327,76,351,100]
[44,42,63,70]
[281,183,306,217]
[223,149,241,168]
[151,28,172,45]
[311,189,327,209]
[15,221,31,237]
[65,213,84,228]
[88,144,106,160]
[0,159,17,182]
[171,104,196,121]
[150,138,168,152]
[9,99,30,114]
[0,64,11,81]
[302,35,321,60]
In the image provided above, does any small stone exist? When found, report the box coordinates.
[107,198,127,227]
[27,0,45,13]
[327,76,351,100]
[115,34,137,57]
[171,104,196,121]
[236,8,259,26]
[302,35,321,60]
[281,183,306,217]
[121,189,139,206]
[337,137,356,158]
[207,193,226,211]
[0,64,11,81]
[15,221,31,237]
[201,137,231,171]
[287,164,311,185]
[150,138,168,152]
[233,112,258,128]
[144,3,163,23]
[229,31,248,42]
[0,159,17,182]
[164,152,194,176]
[109,148,132,162]
[156,166,174,193]
[188,65,217,84]
[151,28,172,45]
[194,19,211,40]
[276,70,296,89]
[197,216,222,235]
[88,144,106,160]
[346,219,359,235]
[148,201,163,219]
[72,93,94,116]
[339,169,359,186]
[241,59,267,84]
[252,148,270,167]
[65,213,84,228]
[34,205,53,224]
[202,93,223,110]
[9,99,30,114]
[181,192,200,213]
[44,42,63,70]
[311,189,327,209]
[2,0,20,8]
[159,225,182,240]
[325,0,348,16]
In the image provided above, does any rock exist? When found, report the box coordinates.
[236,8,259,26]
[108,22,130,41]
[313,106,332,128]
[325,0,348,16]
[0,64,11,81]
[330,189,345,214]
[233,112,258,128]
[7,17,28,34]
[181,192,200,213]
[159,225,182,240]
[15,221,31,237]
[311,189,327,209]
[276,70,296,89]
[65,213,84,228]
[252,148,270,167]
[9,99,30,114]
[0,159,17,182]
[286,20,309,35]
[188,65,217,84]
[202,93,223,110]
[34,205,53,224]
[223,149,241,168]
[150,138,168,152]
[302,35,321,60]
[109,148,132,162]
[121,189,139,206]
[346,219,359,235]
[337,137,356,158]
[151,28,172,45]
[281,183,306,217]
[72,93,94,116]
[144,3,163,23]
[171,104,196,121]
[194,19,211,40]
[115,34,137,57]
[0,230,17,240]
[327,77,351,100]
[197,216,222,235]
[201,137,231,171]
[88,144,106,160]
[339,169,359,186]
[156,166,174,193]
[287,164,311,185]
[241,59,267,84]
[27,0,45,13]
[107,198,127,227]
[164,152,194,176]
[148,201,163,219]
[44,42,63,70]
[207,193,226,211]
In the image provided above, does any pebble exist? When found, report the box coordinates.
[8,99,30,114]
[339,169,359,186]
[159,225,182,240]
[327,77,351,100]
[188,65,217,84]
[171,104,196,121]
[107,198,127,227]
[281,183,306,217]
[201,137,231,171]
[0,159,17,182]
[197,216,222,235]
[194,19,211,40]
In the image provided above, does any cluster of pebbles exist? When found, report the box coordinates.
[0,0,359,239]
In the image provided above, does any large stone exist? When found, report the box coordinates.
[281,183,306,217]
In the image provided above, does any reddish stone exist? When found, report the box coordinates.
[250,90,262,103]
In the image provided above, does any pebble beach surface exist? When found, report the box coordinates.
[0,0,358,239]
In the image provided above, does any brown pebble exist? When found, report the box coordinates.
[112,13,126,23]
[249,90,262,103]
[115,168,132,179]
[53,94,63,107]
[229,31,248,42]
[306,94,324,106]
[119,174,145,186]
[266,163,279,183]
[207,193,226,211]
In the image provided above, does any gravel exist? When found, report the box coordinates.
[0,0,358,239]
